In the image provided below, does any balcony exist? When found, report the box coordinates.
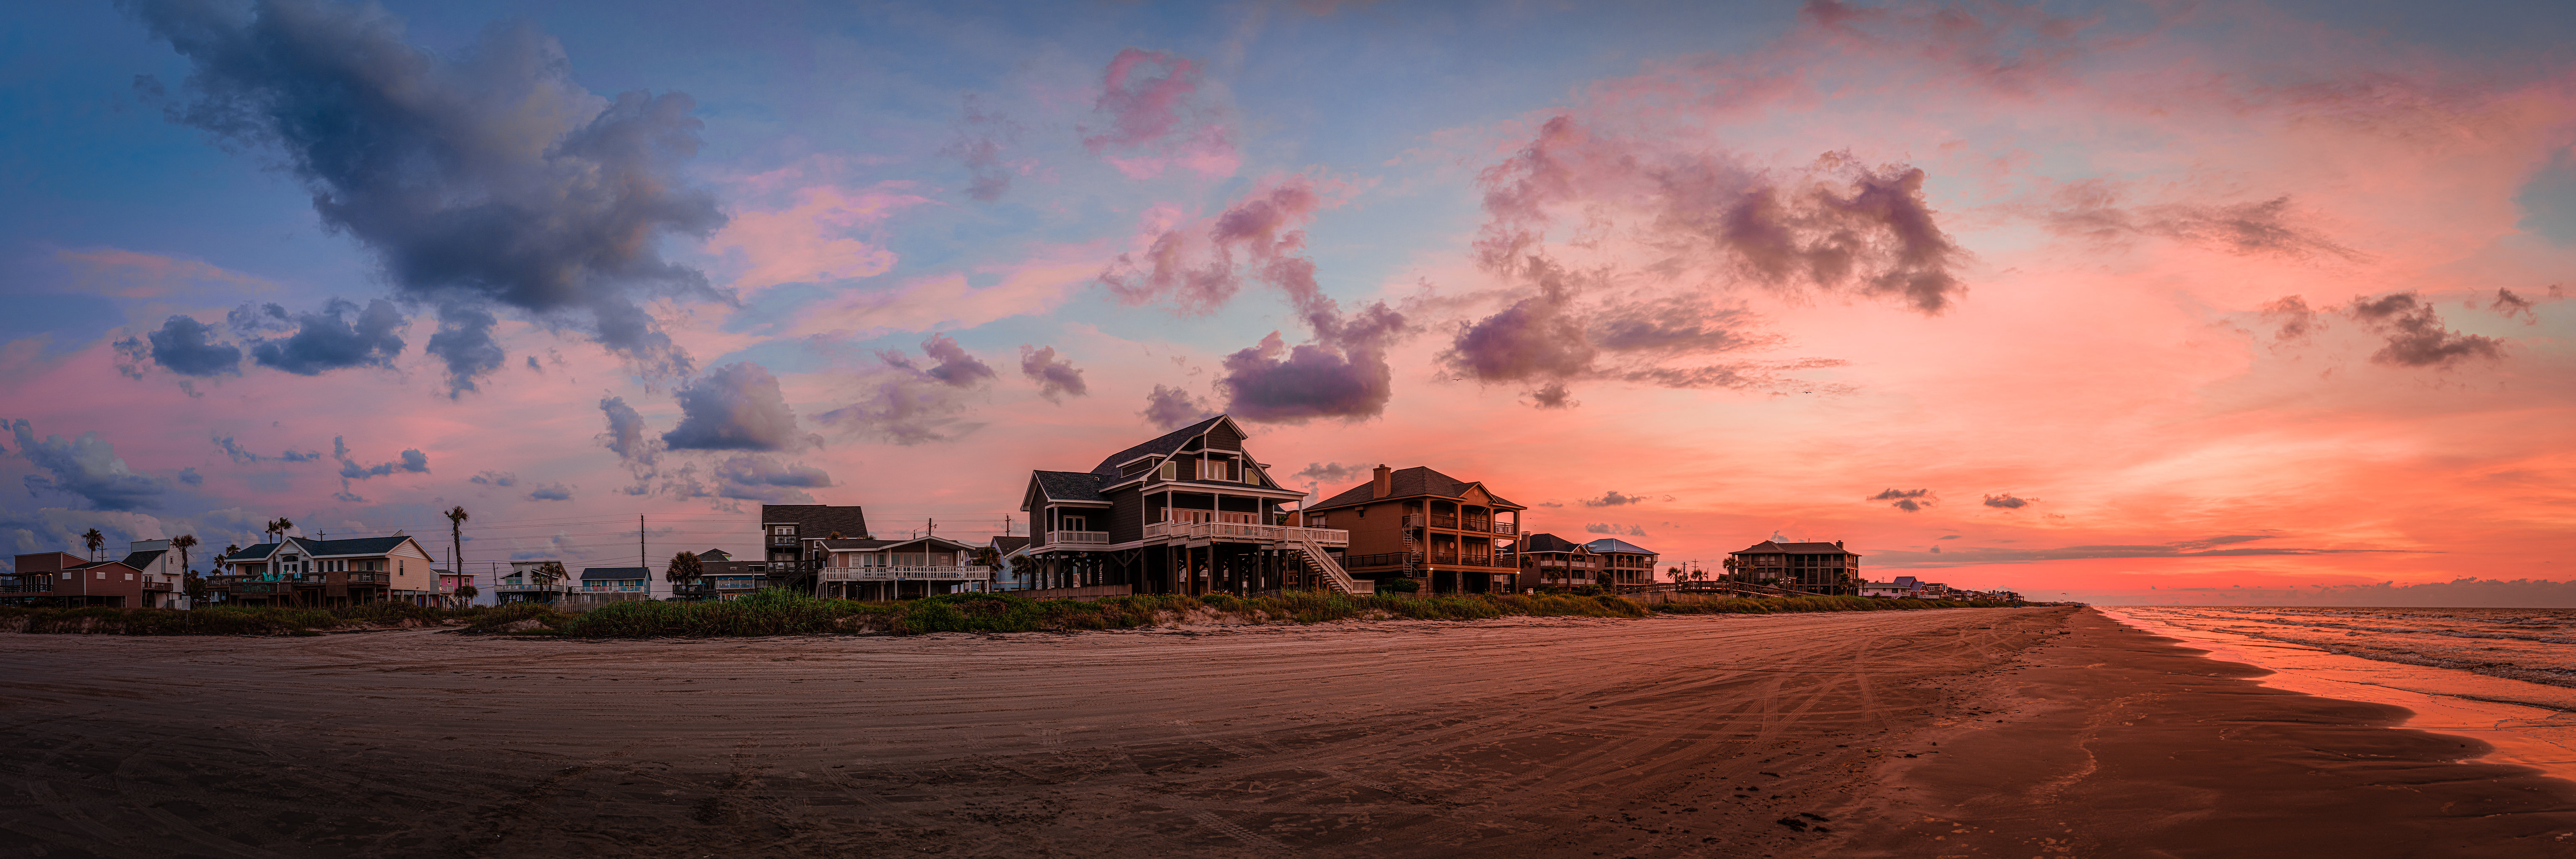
[345,572,387,585]
[1428,514,1459,529]
[0,583,55,593]
[817,566,991,582]
[1341,551,1417,569]
[769,535,798,547]
[1144,521,1350,545]
[1047,530,1109,546]
[230,582,286,595]
[143,581,174,592]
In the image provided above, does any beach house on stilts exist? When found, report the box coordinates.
[1016,414,1366,597]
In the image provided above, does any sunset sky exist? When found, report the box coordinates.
[4,0,2572,603]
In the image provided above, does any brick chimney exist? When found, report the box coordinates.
[1835,539,1844,548]
[1371,464,1392,498]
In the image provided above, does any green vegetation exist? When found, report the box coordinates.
[0,601,473,635]
[0,588,2016,637]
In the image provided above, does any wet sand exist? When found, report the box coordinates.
[1839,609,2576,857]
[3,607,2571,857]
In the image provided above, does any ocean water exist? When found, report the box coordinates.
[2104,606,2576,781]
[2114,606,2576,697]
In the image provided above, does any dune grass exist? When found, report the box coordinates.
[0,601,478,635]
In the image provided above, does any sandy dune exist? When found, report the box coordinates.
[0,608,2069,857]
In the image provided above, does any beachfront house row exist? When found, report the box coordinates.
[209,535,441,607]
[1726,540,1862,596]
[1304,465,1526,594]
[814,535,987,599]
[1017,414,1364,597]
[1514,533,1599,590]
[1584,538,1661,592]
[5,540,192,608]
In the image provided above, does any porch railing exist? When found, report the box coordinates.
[1144,521,1349,545]
[818,565,992,582]
[1047,530,1109,546]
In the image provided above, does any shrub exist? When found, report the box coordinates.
[1379,577,1420,594]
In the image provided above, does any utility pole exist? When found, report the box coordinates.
[639,515,647,599]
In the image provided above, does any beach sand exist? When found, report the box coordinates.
[1,606,2569,857]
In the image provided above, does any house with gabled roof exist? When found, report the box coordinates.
[209,534,440,607]
[1512,533,1599,591]
[759,504,870,591]
[1582,537,1661,592]
[7,541,188,608]
[1303,464,1527,594]
[813,535,985,599]
[1016,414,1364,597]
[1726,539,1860,596]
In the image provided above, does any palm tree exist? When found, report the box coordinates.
[265,517,295,543]
[666,551,704,601]
[444,506,469,607]
[171,534,198,608]
[82,528,105,561]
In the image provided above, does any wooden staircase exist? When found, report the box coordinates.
[1292,537,1374,596]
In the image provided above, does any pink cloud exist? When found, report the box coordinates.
[1081,48,1240,180]
[706,183,931,293]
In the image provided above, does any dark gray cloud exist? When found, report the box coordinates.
[127,315,242,377]
[333,436,428,480]
[2347,292,2504,368]
[211,434,317,465]
[131,0,724,387]
[470,471,517,487]
[1584,522,1647,536]
[527,483,572,501]
[893,333,996,388]
[177,467,203,486]
[1019,345,1088,402]
[1581,490,1645,507]
[1140,384,1217,431]
[1982,493,2032,509]
[2049,187,2357,260]
[2259,295,2319,342]
[246,298,407,375]
[662,362,819,452]
[426,303,505,397]
[942,94,1017,203]
[1869,487,1934,513]
[816,345,987,445]
[1479,117,1968,313]
[597,395,665,494]
[2492,287,2537,322]
[1443,258,1801,406]
[9,419,167,511]
[1871,534,2427,569]
[1296,462,1366,484]
[714,454,832,500]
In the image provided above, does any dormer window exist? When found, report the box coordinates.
[1159,460,1176,480]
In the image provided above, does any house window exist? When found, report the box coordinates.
[1060,515,1088,531]
[1310,515,1327,528]
[1159,460,1176,480]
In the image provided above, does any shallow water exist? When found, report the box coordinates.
[2103,606,2576,784]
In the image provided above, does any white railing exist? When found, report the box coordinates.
[818,565,991,582]
[1145,522,1350,545]
[1048,530,1109,545]
[494,583,573,593]
[1293,537,1373,596]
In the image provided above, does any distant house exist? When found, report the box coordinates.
[686,548,769,596]
[433,568,475,605]
[1305,464,1525,594]
[1582,538,1660,593]
[987,535,1032,591]
[580,567,649,594]
[1727,540,1862,596]
[495,561,575,604]
[209,535,440,607]
[1513,533,1600,590]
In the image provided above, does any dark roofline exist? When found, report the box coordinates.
[1088,414,1233,475]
